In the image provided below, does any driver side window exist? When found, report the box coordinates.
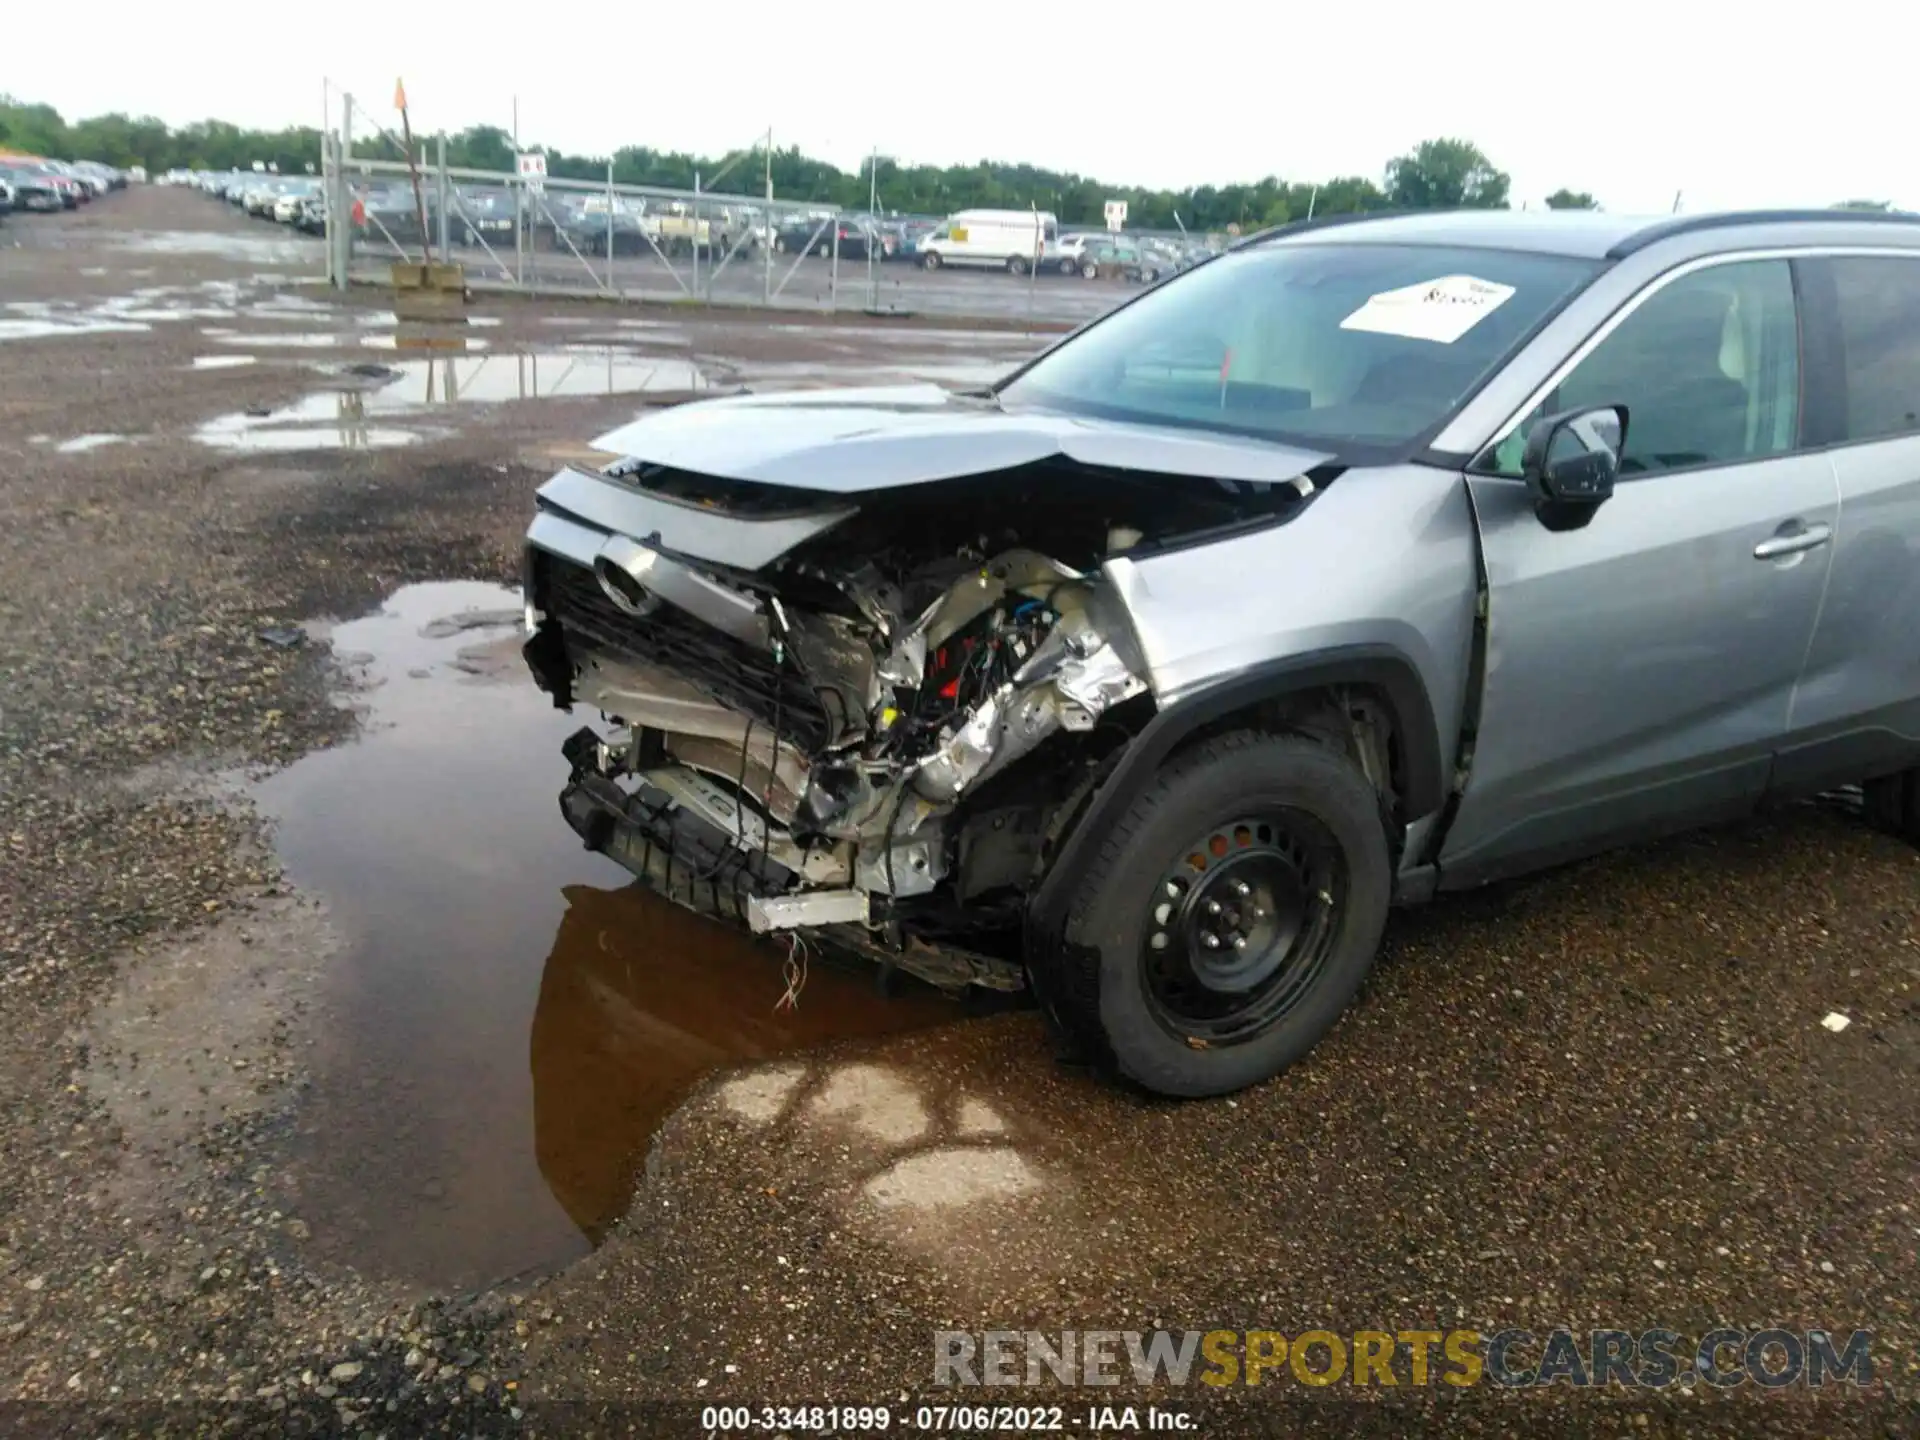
[1485,259,1800,477]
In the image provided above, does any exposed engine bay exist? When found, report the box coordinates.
[523,449,1319,993]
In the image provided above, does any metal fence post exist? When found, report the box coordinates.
[829,225,839,313]
[605,161,615,295]
[514,179,525,289]
[335,94,356,287]
[436,134,451,260]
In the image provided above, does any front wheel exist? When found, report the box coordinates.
[921,251,942,270]
[1007,254,1029,276]
[1035,731,1391,1097]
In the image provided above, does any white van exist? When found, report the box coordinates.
[918,209,1058,274]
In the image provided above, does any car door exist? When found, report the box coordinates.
[1770,252,1920,792]
[1437,255,1842,886]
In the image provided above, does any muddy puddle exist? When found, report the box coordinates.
[195,349,717,452]
[253,582,958,1289]
[44,433,128,454]
[2,278,371,343]
[0,313,152,343]
[109,229,319,263]
[354,350,713,403]
[194,392,433,452]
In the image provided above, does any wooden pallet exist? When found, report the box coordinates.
[388,261,468,322]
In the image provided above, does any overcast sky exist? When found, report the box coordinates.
[10,0,1910,213]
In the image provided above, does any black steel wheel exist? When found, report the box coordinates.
[1036,731,1392,1097]
[1140,811,1345,1046]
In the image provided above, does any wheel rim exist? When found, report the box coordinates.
[1139,810,1346,1046]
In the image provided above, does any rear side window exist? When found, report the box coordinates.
[1829,257,1920,441]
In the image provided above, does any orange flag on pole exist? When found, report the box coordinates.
[393,78,408,112]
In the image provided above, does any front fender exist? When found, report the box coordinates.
[1028,464,1479,928]
[1026,645,1449,932]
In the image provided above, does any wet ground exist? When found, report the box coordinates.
[250,582,957,1292]
[1,184,1916,1437]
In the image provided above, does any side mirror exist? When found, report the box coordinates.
[1521,405,1627,527]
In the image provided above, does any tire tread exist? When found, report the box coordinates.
[1032,729,1389,1093]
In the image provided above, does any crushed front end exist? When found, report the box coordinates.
[520,394,1323,994]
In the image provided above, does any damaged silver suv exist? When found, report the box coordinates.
[520,208,1920,1097]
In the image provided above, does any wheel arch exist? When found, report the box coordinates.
[1028,644,1444,931]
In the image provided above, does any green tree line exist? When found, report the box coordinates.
[10,94,1733,229]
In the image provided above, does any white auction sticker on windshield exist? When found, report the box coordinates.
[1340,274,1518,344]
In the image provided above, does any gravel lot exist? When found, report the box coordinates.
[1,187,1915,1437]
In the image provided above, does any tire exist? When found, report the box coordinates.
[922,251,942,270]
[1080,259,1099,280]
[1034,731,1391,1098]
[1007,255,1029,276]
[1863,768,1920,844]
[1059,257,1078,275]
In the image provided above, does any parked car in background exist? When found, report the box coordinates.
[241,181,279,216]
[273,179,320,224]
[1045,232,1109,275]
[554,199,653,257]
[452,185,520,247]
[919,208,1057,273]
[771,213,836,256]
[0,166,61,212]
[1134,237,1186,283]
[0,178,11,219]
[355,185,436,244]
[875,219,935,260]
[773,215,876,260]
[1068,233,1140,278]
[295,193,328,235]
[38,160,96,199]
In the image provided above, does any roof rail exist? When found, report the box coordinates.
[1231,209,1409,250]
[1607,208,1920,258]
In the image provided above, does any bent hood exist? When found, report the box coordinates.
[589,383,1333,492]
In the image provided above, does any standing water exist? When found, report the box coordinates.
[254,582,957,1290]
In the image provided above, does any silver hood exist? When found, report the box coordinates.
[590,383,1335,492]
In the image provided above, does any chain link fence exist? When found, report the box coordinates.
[315,95,1208,322]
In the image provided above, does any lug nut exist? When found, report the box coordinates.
[1205,899,1222,916]
[1252,906,1266,920]
[1233,880,1251,898]
[1201,933,1220,949]
[1233,936,1248,951]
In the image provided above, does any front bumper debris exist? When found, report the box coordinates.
[558,728,795,924]
[557,728,1025,993]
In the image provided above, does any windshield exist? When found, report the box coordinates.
[998,241,1598,453]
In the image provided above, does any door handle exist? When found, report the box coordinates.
[1753,522,1832,560]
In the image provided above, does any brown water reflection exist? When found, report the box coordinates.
[531,883,954,1244]
[256,583,959,1290]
